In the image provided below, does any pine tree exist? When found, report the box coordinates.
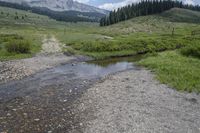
[100,0,200,26]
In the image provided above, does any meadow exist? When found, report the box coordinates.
[54,8,200,59]
[0,6,68,60]
[0,6,200,92]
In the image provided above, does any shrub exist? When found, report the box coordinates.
[181,43,200,59]
[1,34,23,42]
[5,40,30,53]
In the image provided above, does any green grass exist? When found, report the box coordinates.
[0,6,62,60]
[54,8,200,59]
[0,33,41,61]
[139,51,200,93]
[180,41,200,59]
[161,8,200,23]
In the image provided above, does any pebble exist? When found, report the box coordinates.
[57,124,62,128]
[6,113,11,116]
[23,113,28,116]
[12,109,17,111]
[34,118,40,121]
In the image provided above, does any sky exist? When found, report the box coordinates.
[75,0,200,10]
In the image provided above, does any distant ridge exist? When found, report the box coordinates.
[0,1,108,22]
[0,0,108,14]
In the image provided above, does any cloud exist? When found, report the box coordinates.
[98,0,198,10]
[98,0,140,10]
[74,0,90,3]
[184,0,195,5]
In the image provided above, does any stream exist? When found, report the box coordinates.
[0,55,143,132]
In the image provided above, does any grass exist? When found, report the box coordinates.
[139,51,200,93]
[180,42,200,59]
[161,8,200,23]
[0,33,41,61]
[63,32,199,59]
[0,6,62,60]
[54,8,200,59]
[5,40,30,53]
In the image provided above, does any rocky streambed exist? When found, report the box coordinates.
[0,55,200,133]
[0,56,139,133]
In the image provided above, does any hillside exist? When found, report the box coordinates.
[0,1,107,22]
[0,6,57,26]
[98,8,200,36]
[161,8,200,23]
[100,0,200,26]
[0,0,108,14]
[0,5,64,60]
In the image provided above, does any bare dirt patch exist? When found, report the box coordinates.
[41,36,62,54]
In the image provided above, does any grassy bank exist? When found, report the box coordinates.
[139,51,200,93]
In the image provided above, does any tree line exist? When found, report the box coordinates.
[100,0,200,26]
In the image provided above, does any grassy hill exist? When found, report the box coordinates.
[97,8,200,36]
[161,8,200,23]
[57,8,200,59]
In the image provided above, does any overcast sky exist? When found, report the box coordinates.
[75,0,200,10]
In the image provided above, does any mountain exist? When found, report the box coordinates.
[0,0,108,22]
[0,0,108,14]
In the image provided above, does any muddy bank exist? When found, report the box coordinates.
[72,69,200,133]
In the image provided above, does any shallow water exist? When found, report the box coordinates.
[0,55,143,132]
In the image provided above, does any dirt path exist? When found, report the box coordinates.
[72,69,200,133]
[0,35,75,84]
[41,36,62,54]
